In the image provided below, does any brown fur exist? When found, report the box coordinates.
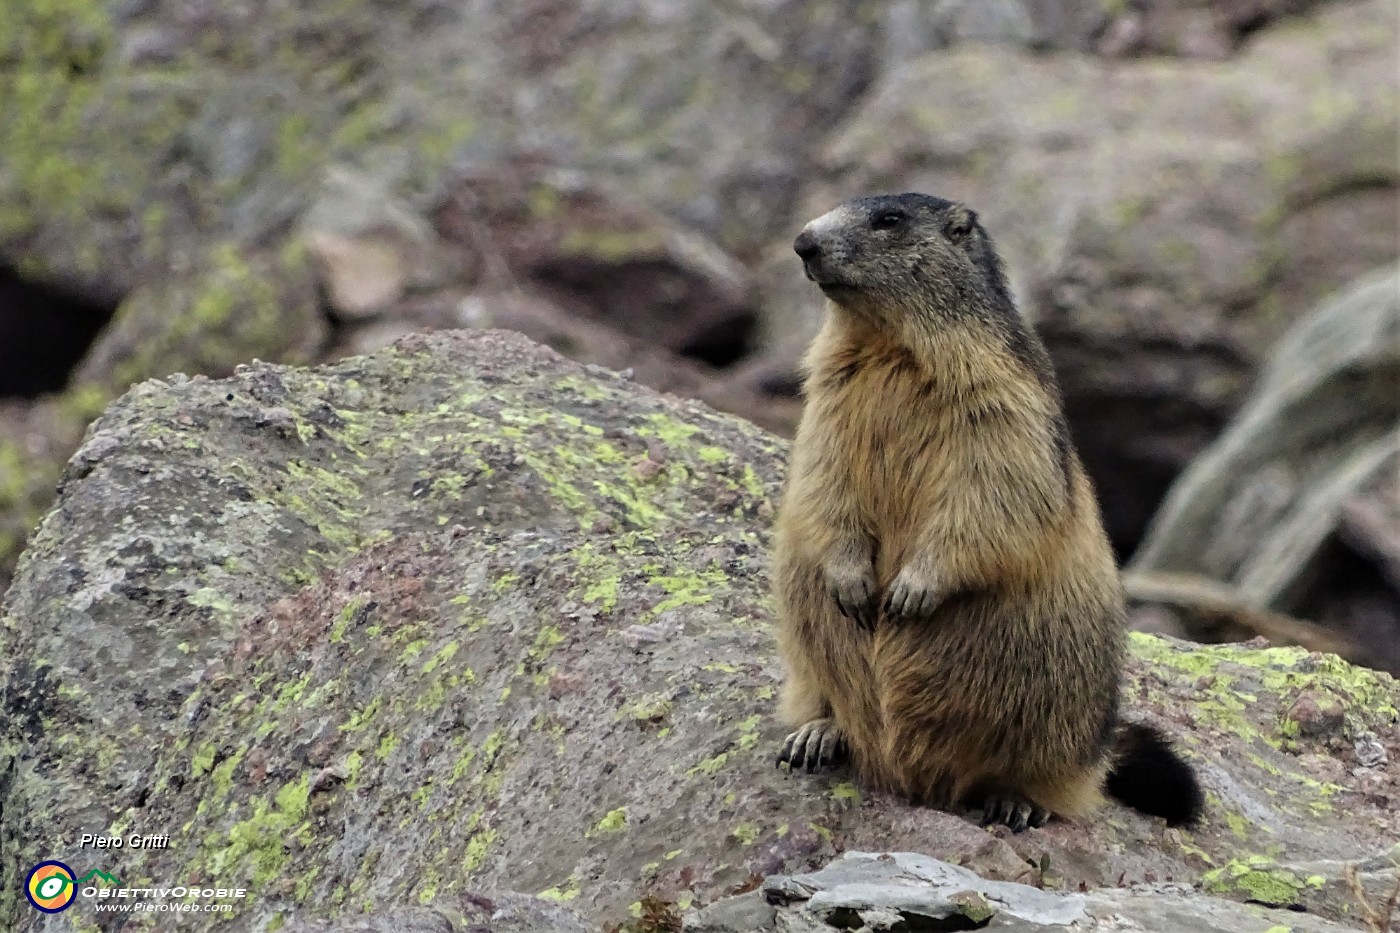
[774,194,1126,821]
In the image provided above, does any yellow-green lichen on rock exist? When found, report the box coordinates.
[1202,856,1325,909]
[0,330,1397,931]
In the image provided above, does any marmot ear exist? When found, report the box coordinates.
[945,206,977,242]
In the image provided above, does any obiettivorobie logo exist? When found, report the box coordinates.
[24,860,246,916]
[25,862,118,914]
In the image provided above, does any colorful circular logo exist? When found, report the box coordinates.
[25,861,77,913]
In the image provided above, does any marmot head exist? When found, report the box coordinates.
[793,193,1014,324]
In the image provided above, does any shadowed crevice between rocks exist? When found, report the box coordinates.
[0,265,117,399]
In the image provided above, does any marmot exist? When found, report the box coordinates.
[773,193,1202,831]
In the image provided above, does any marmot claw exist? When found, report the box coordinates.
[881,569,946,623]
[827,571,878,631]
[777,718,849,772]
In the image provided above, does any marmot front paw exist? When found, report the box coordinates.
[825,565,879,631]
[881,566,946,623]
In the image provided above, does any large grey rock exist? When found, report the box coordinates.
[0,0,883,592]
[3,330,1399,931]
[884,0,1349,64]
[1132,265,1400,671]
[684,851,1368,931]
[2,0,1395,614]
[763,852,1086,928]
[759,0,1398,551]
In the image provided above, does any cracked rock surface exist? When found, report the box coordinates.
[2,330,1397,931]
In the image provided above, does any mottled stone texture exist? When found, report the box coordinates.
[2,331,1397,931]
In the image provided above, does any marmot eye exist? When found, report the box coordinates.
[870,209,905,231]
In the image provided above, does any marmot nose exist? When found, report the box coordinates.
[794,231,821,262]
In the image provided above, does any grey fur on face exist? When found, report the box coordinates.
[793,193,1014,324]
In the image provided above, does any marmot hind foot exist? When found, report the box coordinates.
[978,794,1052,833]
[777,718,848,773]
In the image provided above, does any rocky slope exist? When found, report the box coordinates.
[3,331,1397,932]
[2,0,1396,626]
[1131,264,1400,670]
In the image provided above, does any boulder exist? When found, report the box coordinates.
[759,0,1398,552]
[2,0,1396,606]
[687,850,1386,931]
[426,166,755,367]
[2,330,1397,931]
[0,0,880,590]
[1131,265,1400,672]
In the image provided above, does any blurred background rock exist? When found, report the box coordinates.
[1,0,1395,669]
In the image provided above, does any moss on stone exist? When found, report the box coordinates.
[1129,634,1399,746]
[1202,856,1316,908]
[5,332,1395,931]
[538,876,582,903]
[591,808,628,835]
